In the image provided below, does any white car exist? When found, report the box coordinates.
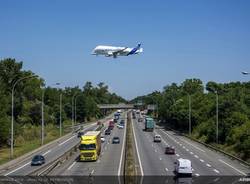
[117,124,124,129]
[174,158,192,176]
[154,135,161,142]
[101,136,105,143]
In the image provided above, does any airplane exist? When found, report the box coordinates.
[242,71,249,75]
[92,43,143,58]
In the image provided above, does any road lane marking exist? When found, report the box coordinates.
[4,162,30,176]
[58,136,75,146]
[159,157,162,160]
[195,173,200,176]
[190,152,193,155]
[165,168,169,172]
[200,159,204,162]
[206,164,211,167]
[131,117,144,176]
[118,114,127,176]
[90,169,95,175]
[213,169,220,173]
[219,159,246,176]
[42,150,51,156]
[194,155,199,158]
[67,161,76,170]
[154,149,157,152]
[181,140,205,153]
[186,149,189,151]
[176,154,180,157]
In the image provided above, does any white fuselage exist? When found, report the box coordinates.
[92,45,143,57]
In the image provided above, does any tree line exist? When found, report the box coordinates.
[131,79,250,161]
[0,58,126,146]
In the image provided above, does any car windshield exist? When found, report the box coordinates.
[33,155,41,160]
[79,144,96,150]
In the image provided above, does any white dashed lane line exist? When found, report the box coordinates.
[181,139,205,153]
[67,161,76,170]
[42,149,51,156]
[194,155,199,158]
[206,164,211,167]
[200,159,204,162]
[213,169,220,174]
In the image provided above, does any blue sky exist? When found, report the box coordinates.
[1,0,250,100]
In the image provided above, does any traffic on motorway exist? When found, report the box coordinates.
[1,109,250,184]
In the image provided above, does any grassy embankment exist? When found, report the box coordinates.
[0,120,73,165]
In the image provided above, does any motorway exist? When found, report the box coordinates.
[1,115,113,176]
[132,114,250,176]
[50,112,127,176]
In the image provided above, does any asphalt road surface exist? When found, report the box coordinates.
[132,115,250,177]
[2,115,113,176]
[50,112,127,176]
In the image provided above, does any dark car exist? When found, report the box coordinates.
[105,129,111,135]
[77,131,84,138]
[165,146,175,154]
[120,120,125,125]
[112,136,120,144]
[31,155,45,166]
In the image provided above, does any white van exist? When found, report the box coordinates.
[174,158,192,176]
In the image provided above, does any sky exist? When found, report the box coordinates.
[1,0,250,100]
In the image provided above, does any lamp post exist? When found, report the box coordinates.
[41,83,60,144]
[188,94,191,136]
[71,93,80,132]
[59,93,62,137]
[74,94,81,125]
[11,75,37,158]
[41,87,45,145]
[215,90,219,144]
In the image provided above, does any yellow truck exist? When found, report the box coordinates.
[79,131,101,161]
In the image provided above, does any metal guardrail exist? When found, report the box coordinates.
[158,123,250,168]
[30,143,80,176]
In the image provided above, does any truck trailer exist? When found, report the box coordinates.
[145,117,154,132]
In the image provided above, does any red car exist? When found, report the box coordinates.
[165,146,175,154]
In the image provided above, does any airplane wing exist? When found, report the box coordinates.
[112,47,128,58]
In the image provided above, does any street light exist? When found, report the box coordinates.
[41,83,60,145]
[11,75,38,158]
[188,94,191,136]
[71,93,79,132]
[214,90,219,144]
[53,83,63,137]
[74,94,82,125]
